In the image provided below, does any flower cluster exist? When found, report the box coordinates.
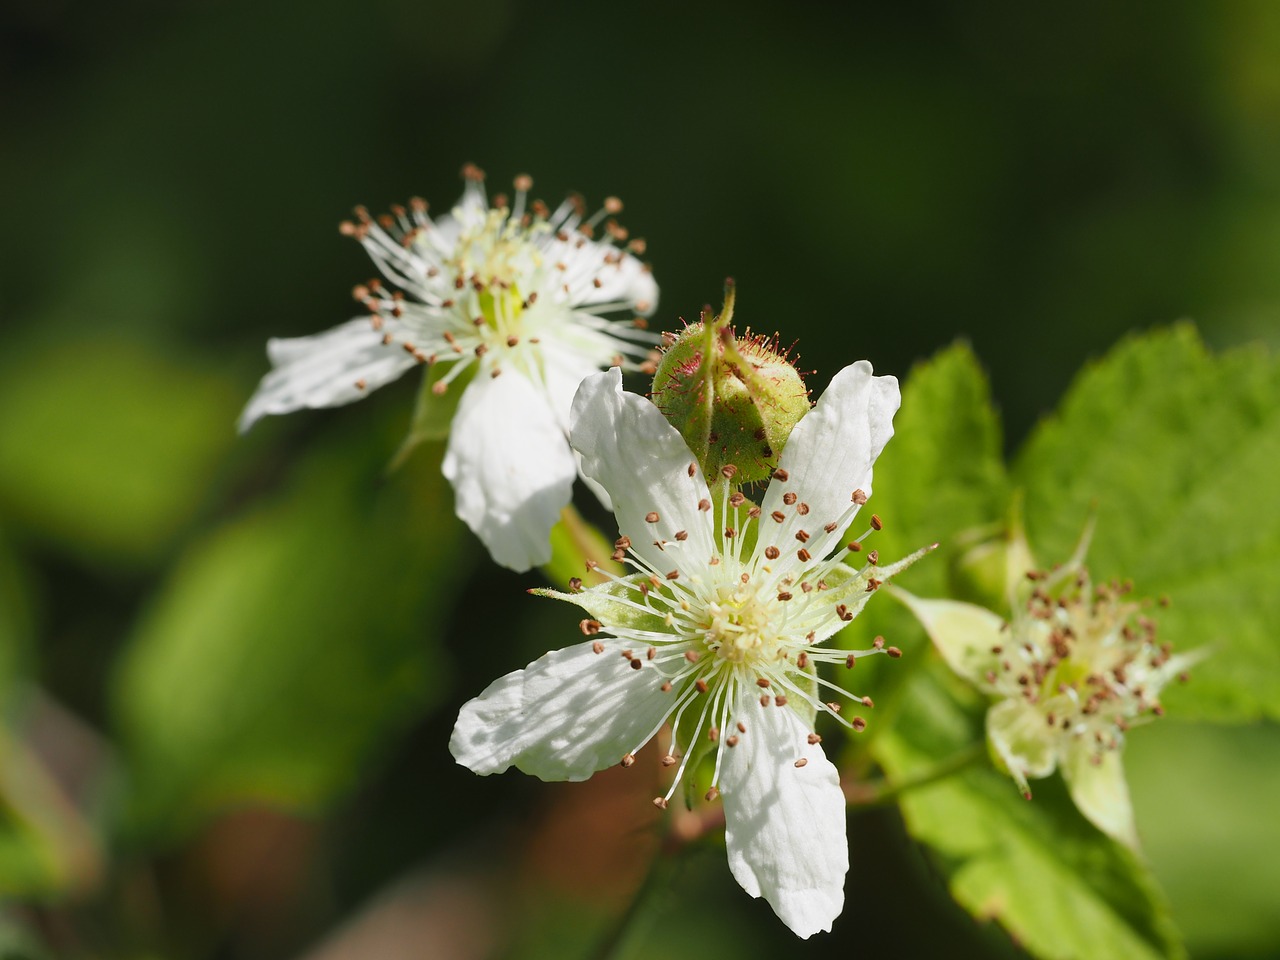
[450,363,931,937]
[240,164,658,571]
[898,527,1199,847]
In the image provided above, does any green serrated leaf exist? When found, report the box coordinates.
[874,668,1186,960]
[1014,324,1280,722]
[111,426,474,843]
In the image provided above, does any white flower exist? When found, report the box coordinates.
[450,363,932,938]
[896,525,1201,848]
[238,165,658,571]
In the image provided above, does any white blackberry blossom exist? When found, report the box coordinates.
[239,165,658,571]
[450,364,933,938]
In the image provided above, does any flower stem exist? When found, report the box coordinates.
[844,742,985,808]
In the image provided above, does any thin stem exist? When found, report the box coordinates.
[844,742,986,808]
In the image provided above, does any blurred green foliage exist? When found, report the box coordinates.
[1,0,1279,957]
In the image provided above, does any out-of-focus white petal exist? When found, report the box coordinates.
[571,369,715,572]
[443,371,576,572]
[720,689,848,938]
[1062,739,1139,849]
[892,591,1006,691]
[758,361,899,562]
[449,637,676,781]
[578,254,658,314]
[238,319,417,432]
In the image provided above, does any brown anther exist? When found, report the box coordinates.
[705,787,719,802]
[737,721,747,733]
[867,550,879,565]
[698,499,712,512]
[729,492,746,507]
[674,530,688,541]
[653,797,668,809]
[568,577,583,592]
[778,591,793,601]
[773,468,789,482]
[756,678,771,688]
[827,701,842,713]
[708,727,719,742]
[852,489,868,505]
[771,510,787,523]
[580,619,602,636]
[824,522,838,533]
[794,758,809,768]
[783,492,798,505]
[506,335,519,347]
[795,530,810,543]
[645,511,660,523]
[620,753,636,768]
[797,502,810,516]
[852,717,867,732]
[801,582,813,593]
[873,637,885,650]
[887,646,903,659]
[848,541,862,552]
[775,695,788,707]
[726,735,739,747]
[765,546,781,560]
[688,462,696,477]
[665,569,679,581]
[661,754,677,767]
[354,379,367,391]
[592,641,604,654]
[760,694,771,707]
[721,464,738,479]
[846,653,857,668]
[807,733,822,745]
[797,549,811,563]
[836,604,853,622]
[696,678,709,693]
[585,559,599,571]
[684,650,701,663]
[861,696,875,708]
[870,514,884,530]
[723,527,735,539]
[660,681,672,692]
[865,579,882,592]
[630,658,643,670]
[748,506,762,518]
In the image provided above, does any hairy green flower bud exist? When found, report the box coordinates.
[651,282,809,484]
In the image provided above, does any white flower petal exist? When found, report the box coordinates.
[1062,739,1139,849]
[758,361,899,562]
[571,369,715,572]
[538,344,614,512]
[442,370,576,572]
[238,318,418,432]
[449,637,676,781]
[721,689,848,939]
[893,591,1006,691]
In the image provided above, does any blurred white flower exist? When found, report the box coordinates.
[450,363,933,938]
[239,164,658,571]
[897,523,1201,848]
